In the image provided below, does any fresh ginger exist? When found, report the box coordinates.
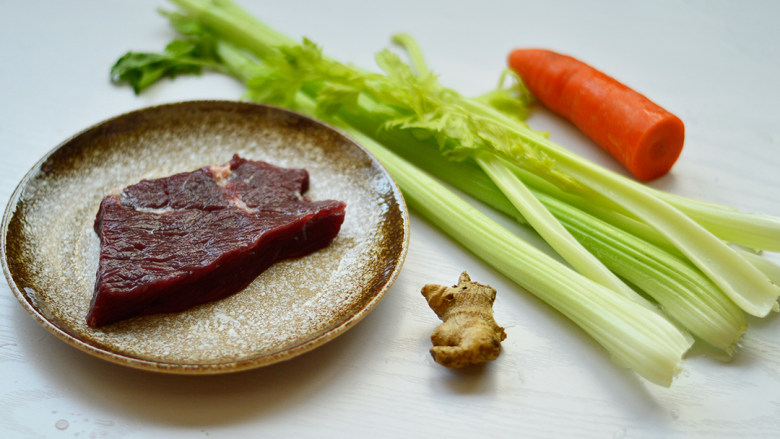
[421,272,507,368]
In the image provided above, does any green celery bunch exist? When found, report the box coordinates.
[108,0,780,383]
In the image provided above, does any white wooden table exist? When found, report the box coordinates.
[2,1,779,437]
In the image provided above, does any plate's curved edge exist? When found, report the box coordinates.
[1,134,69,338]
[0,100,411,375]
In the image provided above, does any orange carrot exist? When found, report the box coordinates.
[508,49,685,181]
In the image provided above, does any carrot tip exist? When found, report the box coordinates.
[629,116,685,181]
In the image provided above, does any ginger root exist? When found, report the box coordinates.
[421,272,506,368]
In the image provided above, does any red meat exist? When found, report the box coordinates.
[87,155,346,327]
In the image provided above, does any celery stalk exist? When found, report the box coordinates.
[477,155,643,303]
[640,185,780,252]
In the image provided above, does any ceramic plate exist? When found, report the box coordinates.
[1,101,409,374]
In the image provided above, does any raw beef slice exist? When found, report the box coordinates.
[87,155,346,327]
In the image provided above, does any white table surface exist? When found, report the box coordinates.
[2,1,779,438]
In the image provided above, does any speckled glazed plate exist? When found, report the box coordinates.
[1,101,409,374]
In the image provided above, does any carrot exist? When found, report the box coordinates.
[508,48,685,181]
